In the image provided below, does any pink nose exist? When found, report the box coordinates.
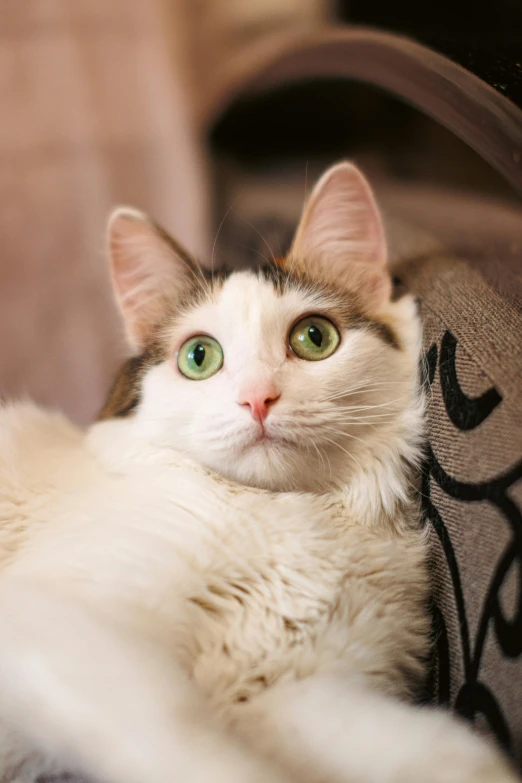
[238,385,281,422]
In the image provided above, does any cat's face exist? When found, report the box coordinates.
[101,163,422,492]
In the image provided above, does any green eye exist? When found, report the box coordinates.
[177,335,223,380]
[289,316,340,361]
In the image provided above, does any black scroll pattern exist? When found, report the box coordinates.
[423,330,522,759]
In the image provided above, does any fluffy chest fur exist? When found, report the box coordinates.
[1,408,428,717]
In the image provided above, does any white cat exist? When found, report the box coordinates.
[0,163,517,783]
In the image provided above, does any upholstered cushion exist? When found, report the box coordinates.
[388,184,522,761]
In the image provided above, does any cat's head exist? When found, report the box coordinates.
[100,163,422,492]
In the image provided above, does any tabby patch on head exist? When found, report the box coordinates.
[101,163,421,492]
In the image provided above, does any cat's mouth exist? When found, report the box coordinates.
[249,425,294,449]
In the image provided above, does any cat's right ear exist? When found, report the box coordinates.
[288,163,390,313]
[107,208,199,351]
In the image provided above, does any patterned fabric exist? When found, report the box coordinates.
[423,328,522,756]
[395,242,522,769]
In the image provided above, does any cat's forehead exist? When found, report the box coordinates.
[219,271,285,313]
[175,270,336,339]
[217,271,311,319]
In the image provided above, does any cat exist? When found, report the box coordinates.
[0,162,517,783]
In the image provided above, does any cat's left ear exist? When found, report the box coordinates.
[288,162,391,312]
[107,208,200,351]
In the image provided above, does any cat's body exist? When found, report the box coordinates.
[0,163,517,783]
[1,399,426,709]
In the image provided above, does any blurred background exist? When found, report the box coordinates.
[1,0,521,423]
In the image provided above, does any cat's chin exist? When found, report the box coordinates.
[196,438,336,494]
[246,429,297,450]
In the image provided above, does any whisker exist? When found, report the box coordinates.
[322,381,411,402]
[316,440,333,482]
[308,438,329,480]
[320,411,399,421]
[211,197,241,275]
[323,417,384,434]
[237,245,271,266]
[320,434,363,474]
[233,212,278,272]
[320,425,370,450]
[322,397,404,411]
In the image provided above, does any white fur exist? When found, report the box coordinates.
[0,163,517,782]
[134,275,423,496]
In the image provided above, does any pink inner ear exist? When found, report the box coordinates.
[111,227,159,304]
[295,163,387,267]
[108,210,181,348]
[291,163,391,309]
